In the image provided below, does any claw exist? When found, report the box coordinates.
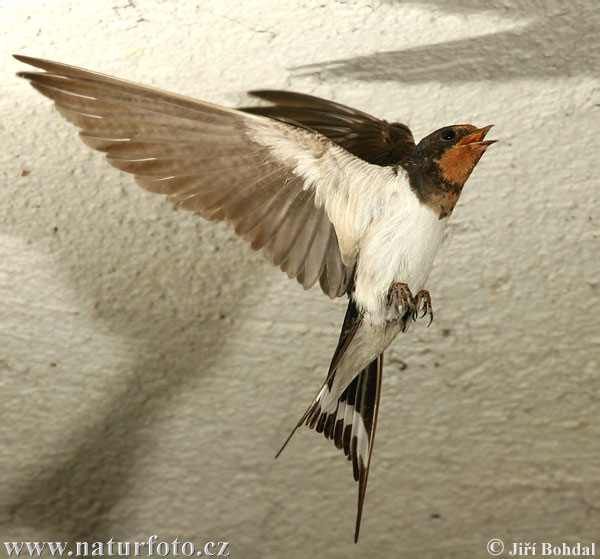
[414,290,434,327]
[388,282,416,319]
[388,284,434,326]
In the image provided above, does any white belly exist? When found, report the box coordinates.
[352,197,448,324]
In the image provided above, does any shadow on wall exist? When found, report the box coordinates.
[4,201,266,542]
[292,0,600,82]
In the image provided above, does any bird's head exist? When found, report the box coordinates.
[405,124,496,219]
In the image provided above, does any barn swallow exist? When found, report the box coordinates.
[14,55,495,541]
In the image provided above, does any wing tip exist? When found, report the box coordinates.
[247,89,274,98]
[13,54,39,79]
[13,54,51,69]
[13,53,31,63]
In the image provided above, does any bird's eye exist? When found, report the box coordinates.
[441,130,456,141]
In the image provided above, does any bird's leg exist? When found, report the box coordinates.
[414,290,433,327]
[387,282,417,319]
[387,283,434,326]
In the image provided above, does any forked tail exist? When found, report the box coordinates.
[276,299,384,542]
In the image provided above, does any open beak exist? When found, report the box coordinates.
[456,125,496,147]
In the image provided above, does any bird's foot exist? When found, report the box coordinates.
[388,282,417,318]
[414,289,433,327]
[387,283,433,326]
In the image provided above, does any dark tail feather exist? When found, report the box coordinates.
[276,298,384,542]
[275,298,361,458]
[306,353,383,543]
[353,354,383,542]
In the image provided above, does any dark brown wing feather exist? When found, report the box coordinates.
[241,90,415,166]
[14,55,353,298]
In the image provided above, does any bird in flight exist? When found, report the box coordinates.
[15,54,495,541]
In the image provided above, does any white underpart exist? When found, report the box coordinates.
[247,118,449,324]
[354,188,448,324]
[247,118,450,409]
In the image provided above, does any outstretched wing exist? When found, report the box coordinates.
[242,90,415,166]
[15,56,402,298]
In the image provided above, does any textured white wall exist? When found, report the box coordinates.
[2,1,599,557]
